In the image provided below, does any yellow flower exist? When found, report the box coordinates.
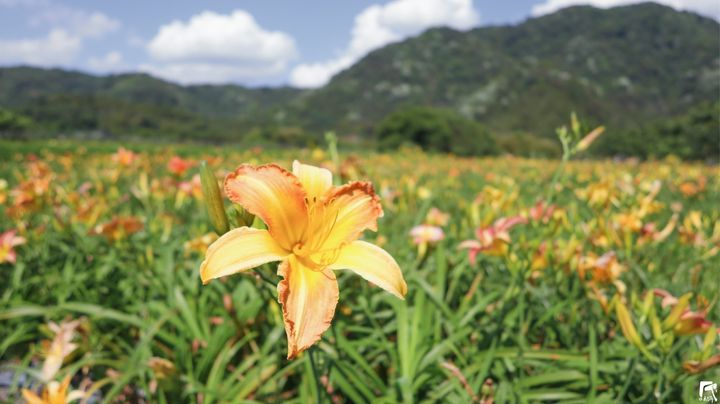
[0,229,26,264]
[41,320,81,382]
[22,375,84,404]
[200,161,407,358]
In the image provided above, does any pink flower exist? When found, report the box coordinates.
[653,289,716,336]
[409,225,444,257]
[459,216,527,262]
[410,225,445,245]
[529,200,556,223]
[0,230,26,264]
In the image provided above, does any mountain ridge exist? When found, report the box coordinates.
[0,2,717,143]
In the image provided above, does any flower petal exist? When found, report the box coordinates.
[277,255,339,359]
[21,390,44,404]
[329,240,407,299]
[320,181,383,250]
[200,227,288,284]
[225,164,308,250]
[292,160,333,202]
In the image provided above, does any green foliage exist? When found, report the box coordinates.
[377,106,499,156]
[0,145,718,402]
[292,3,718,139]
[495,132,561,157]
[595,102,719,160]
[0,108,32,136]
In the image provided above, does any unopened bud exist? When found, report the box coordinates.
[576,126,605,152]
[662,293,692,331]
[234,204,256,228]
[200,161,229,235]
[614,297,645,351]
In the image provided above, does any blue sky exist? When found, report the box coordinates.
[0,0,717,87]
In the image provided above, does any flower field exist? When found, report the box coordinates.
[1,140,718,403]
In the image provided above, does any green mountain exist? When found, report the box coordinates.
[0,2,718,147]
[289,3,719,136]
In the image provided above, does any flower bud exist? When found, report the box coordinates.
[234,204,256,228]
[199,161,229,235]
[576,126,605,152]
[615,298,644,350]
[662,293,692,331]
[702,325,717,360]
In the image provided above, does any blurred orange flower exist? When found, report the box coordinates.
[459,216,527,262]
[425,207,450,227]
[112,147,137,167]
[654,289,716,336]
[168,156,194,176]
[93,216,144,242]
[22,375,83,404]
[0,229,26,264]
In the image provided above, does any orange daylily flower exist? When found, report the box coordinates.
[578,251,626,286]
[458,216,527,262]
[22,375,83,404]
[0,230,26,264]
[200,161,407,359]
[425,207,450,227]
[111,147,137,167]
[653,289,717,336]
[168,156,194,176]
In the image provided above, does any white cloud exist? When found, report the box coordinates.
[531,0,720,19]
[30,7,120,39]
[0,2,120,67]
[0,29,81,65]
[290,0,480,88]
[143,10,297,84]
[88,51,124,71]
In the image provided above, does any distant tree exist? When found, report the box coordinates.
[594,102,719,160]
[376,106,498,156]
[0,108,32,137]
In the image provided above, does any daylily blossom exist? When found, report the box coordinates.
[653,289,717,336]
[578,251,626,293]
[410,225,445,245]
[0,229,26,264]
[183,232,218,256]
[112,147,137,167]
[92,216,144,242]
[678,176,706,198]
[0,178,8,204]
[41,319,81,382]
[22,375,84,404]
[168,156,194,176]
[638,214,677,245]
[528,200,556,224]
[459,216,527,262]
[200,161,407,358]
[409,225,445,257]
[425,207,450,227]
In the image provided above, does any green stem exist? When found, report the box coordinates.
[309,346,323,404]
[618,356,637,400]
[546,147,570,204]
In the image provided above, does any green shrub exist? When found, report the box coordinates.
[376,106,498,156]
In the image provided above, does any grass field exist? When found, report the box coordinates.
[1,140,718,403]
